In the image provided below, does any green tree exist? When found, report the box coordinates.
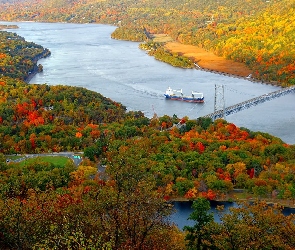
[0,153,7,171]
[183,197,214,250]
[83,145,100,161]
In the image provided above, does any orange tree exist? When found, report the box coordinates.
[204,201,295,249]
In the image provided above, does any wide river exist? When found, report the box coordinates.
[3,21,295,144]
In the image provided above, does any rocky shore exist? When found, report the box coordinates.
[24,49,51,83]
[0,24,18,30]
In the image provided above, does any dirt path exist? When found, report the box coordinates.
[164,42,252,78]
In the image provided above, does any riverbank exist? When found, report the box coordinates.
[162,41,288,87]
[0,24,18,29]
[171,189,295,209]
[24,49,51,83]
[164,42,252,78]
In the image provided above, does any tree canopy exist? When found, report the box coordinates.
[1,8,295,249]
[0,0,295,85]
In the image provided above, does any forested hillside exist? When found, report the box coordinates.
[0,0,295,85]
[1,2,295,249]
[0,31,130,154]
[0,30,50,80]
[0,31,187,249]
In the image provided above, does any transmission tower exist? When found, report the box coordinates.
[214,84,225,120]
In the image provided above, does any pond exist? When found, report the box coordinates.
[170,200,295,230]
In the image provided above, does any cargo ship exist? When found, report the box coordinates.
[164,87,204,103]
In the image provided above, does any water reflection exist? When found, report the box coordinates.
[170,201,295,230]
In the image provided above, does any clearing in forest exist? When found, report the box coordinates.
[164,42,252,77]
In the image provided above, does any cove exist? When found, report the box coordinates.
[170,200,237,230]
[170,200,295,230]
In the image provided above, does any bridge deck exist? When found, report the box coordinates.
[202,85,295,120]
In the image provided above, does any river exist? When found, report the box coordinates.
[2,21,294,144]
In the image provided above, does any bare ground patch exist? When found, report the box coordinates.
[165,42,252,77]
[151,34,174,43]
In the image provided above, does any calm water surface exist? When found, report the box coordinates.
[3,21,294,144]
[170,201,295,230]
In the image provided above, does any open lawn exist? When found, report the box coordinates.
[5,155,23,160]
[18,156,71,167]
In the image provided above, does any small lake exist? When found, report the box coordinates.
[171,201,295,230]
[170,200,236,229]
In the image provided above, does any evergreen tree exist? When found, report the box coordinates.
[183,198,214,250]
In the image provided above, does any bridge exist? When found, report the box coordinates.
[202,85,295,120]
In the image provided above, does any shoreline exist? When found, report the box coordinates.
[171,197,295,209]
[163,41,282,87]
[2,25,280,86]
[24,49,51,83]
[0,24,18,30]
[170,189,295,209]
[164,42,252,77]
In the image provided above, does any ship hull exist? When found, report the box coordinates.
[164,94,204,103]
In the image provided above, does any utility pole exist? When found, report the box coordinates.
[214,84,225,121]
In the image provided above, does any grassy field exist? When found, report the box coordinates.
[18,156,71,167]
[151,34,174,43]
[5,155,23,160]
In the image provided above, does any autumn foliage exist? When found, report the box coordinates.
[1,15,295,249]
[1,0,295,85]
